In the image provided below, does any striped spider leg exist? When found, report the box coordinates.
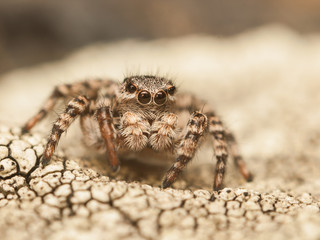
[162,111,208,188]
[42,95,90,166]
[162,94,252,190]
[22,79,112,133]
[22,79,120,169]
[225,130,253,182]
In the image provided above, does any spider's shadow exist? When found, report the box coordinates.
[109,157,167,187]
[80,156,166,187]
[86,155,218,191]
[80,155,214,190]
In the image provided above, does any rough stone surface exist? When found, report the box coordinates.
[1,25,320,240]
[0,129,319,240]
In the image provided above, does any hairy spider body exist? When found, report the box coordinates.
[22,75,252,190]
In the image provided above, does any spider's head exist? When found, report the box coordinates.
[121,75,176,107]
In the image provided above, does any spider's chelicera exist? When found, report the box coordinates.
[22,75,252,190]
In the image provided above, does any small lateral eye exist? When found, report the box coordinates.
[138,91,152,105]
[127,83,137,93]
[167,86,176,95]
[154,90,167,105]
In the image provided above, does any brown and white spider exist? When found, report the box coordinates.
[22,75,252,190]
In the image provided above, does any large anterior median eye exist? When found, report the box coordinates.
[126,83,137,93]
[154,90,167,105]
[138,91,152,105]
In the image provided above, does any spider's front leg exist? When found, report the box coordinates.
[162,112,208,188]
[42,96,89,166]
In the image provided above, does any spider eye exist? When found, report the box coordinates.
[168,86,176,95]
[154,90,167,105]
[138,91,152,105]
[126,83,137,93]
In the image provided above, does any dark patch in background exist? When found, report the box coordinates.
[0,0,320,74]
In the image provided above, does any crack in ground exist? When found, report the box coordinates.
[0,128,320,240]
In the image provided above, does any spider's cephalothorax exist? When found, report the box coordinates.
[22,75,252,190]
[116,75,176,120]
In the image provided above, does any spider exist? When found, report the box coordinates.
[22,75,252,190]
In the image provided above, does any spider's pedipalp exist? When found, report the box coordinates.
[119,112,150,151]
[149,113,178,151]
[162,112,208,188]
[42,95,89,166]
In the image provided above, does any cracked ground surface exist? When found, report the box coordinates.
[1,25,320,240]
[0,126,320,240]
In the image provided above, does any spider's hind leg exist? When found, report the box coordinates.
[22,79,111,133]
[225,130,253,182]
[79,100,105,150]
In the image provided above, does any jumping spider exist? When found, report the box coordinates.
[22,75,252,190]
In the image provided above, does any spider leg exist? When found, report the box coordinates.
[79,100,105,150]
[174,93,250,190]
[96,106,120,172]
[162,112,208,188]
[207,112,229,190]
[225,130,253,181]
[42,95,89,166]
[80,101,106,150]
[22,79,113,133]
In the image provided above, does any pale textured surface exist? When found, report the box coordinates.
[0,127,320,240]
[1,25,320,240]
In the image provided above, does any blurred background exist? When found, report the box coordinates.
[1,0,320,166]
[1,0,320,74]
[0,0,320,202]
